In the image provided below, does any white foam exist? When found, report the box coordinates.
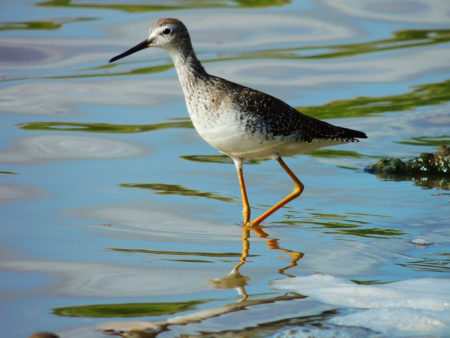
[273,274,450,335]
[412,238,432,247]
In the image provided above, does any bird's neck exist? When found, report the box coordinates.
[170,45,209,89]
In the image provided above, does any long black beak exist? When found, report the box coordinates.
[109,39,151,63]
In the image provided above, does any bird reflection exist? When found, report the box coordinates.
[98,224,306,335]
[206,223,304,301]
[236,224,304,277]
[205,268,250,301]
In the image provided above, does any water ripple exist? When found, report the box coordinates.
[0,134,149,164]
[325,0,449,24]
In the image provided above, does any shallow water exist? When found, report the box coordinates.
[0,0,449,337]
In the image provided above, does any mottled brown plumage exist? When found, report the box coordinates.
[207,76,366,142]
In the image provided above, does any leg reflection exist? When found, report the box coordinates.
[232,225,251,273]
[205,227,250,300]
[206,224,304,302]
[234,224,304,278]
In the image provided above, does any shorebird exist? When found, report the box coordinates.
[109,18,367,225]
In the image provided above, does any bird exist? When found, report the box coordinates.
[109,18,367,226]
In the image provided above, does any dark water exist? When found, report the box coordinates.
[0,0,449,337]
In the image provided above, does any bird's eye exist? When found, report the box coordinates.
[162,28,171,35]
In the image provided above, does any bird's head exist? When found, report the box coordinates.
[109,18,190,63]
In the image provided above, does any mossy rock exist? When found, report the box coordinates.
[366,146,449,189]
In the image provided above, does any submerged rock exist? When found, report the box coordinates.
[366,146,449,189]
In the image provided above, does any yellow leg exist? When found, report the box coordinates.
[251,157,304,226]
[237,167,251,224]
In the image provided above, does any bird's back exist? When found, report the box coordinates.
[184,74,366,159]
[212,75,365,139]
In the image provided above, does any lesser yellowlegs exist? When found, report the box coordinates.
[109,18,367,225]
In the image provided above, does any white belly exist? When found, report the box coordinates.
[188,106,343,160]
